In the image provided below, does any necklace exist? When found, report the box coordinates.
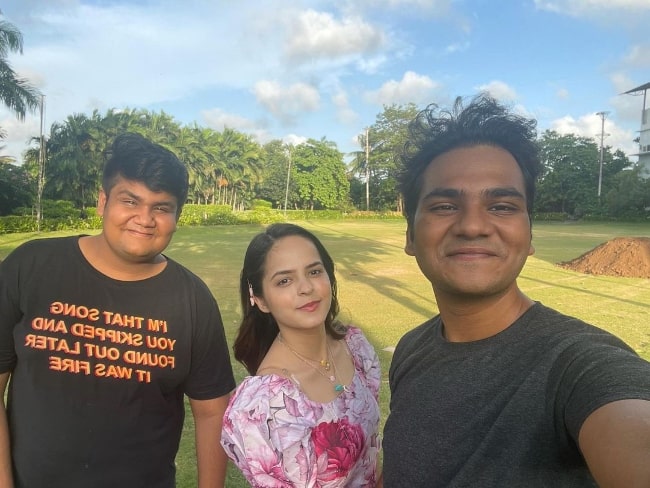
[277,334,347,393]
[326,340,349,393]
[276,334,330,371]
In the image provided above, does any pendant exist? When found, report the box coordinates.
[334,384,344,392]
[329,375,336,382]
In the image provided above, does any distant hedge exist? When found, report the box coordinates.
[10,206,635,235]
[0,205,406,234]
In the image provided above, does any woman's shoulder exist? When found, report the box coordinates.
[344,325,372,349]
[231,371,311,405]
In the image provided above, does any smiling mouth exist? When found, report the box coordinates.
[447,250,498,261]
[299,301,320,311]
[127,229,155,237]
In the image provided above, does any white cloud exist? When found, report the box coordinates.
[445,41,470,54]
[0,115,39,163]
[608,72,648,124]
[201,109,259,132]
[475,81,518,102]
[342,0,454,16]
[284,10,385,64]
[556,88,570,100]
[621,44,650,68]
[549,112,637,157]
[282,134,308,146]
[331,91,358,125]
[253,81,320,124]
[365,71,441,106]
[535,0,650,16]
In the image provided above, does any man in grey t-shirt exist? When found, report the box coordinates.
[380,94,650,487]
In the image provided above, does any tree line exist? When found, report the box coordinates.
[1,104,649,220]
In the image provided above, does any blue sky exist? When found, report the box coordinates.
[2,0,649,165]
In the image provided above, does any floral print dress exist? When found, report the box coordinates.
[221,327,381,488]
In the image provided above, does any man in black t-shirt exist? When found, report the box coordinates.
[0,133,235,487]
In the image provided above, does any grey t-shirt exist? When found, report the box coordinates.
[383,302,650,487]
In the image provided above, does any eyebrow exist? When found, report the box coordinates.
[269,260,323,280]
[422,187,525,200]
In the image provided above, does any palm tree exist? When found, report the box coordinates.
[0,11,41,120]
[0,126,14,163]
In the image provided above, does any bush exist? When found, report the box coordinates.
[251,199,273,210]
[532,212,568,222]
[178,204,234,226]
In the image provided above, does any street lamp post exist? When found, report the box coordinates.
[37,95,46,231]
[365,127,370,211]
[596,111,608,198]
[283,145,292,216]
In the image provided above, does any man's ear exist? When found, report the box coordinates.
[97,190,107,216]
[528,243,535,256]
[405,226,415,256]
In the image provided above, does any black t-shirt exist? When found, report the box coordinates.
[0,236,235,488]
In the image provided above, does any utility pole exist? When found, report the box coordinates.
[596,111,609,198]
[283,144,292,216]
[365,127,370,211]
[37,95,46,231]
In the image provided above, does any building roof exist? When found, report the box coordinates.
[623,82,650,95]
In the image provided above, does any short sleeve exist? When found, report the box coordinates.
[221,376,300,486]
[347,327,381,399]
[0,246,25,373]
[182,274,235,400]
[552,338,650,442]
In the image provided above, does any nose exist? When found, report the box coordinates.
[454,204,491,238]
[133,206,155,227]
[297,276,314,295]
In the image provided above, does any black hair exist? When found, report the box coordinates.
[398,94,542,229]
[234,223,344,375]
[102,132,189,216]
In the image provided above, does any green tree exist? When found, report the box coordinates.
[0,159,33,215]
[536,131,629,217]
[46,114,102,209]
[0,12,41,119]
[293,138,349,210]
[257,140,299,209]
[605,165,650,219]
[175,125,208,204]
[212,128,263,209]
[349,103,419,211]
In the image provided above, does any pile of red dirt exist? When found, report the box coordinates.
[558,237,650,279]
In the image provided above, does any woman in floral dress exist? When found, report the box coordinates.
[221,223,381,487]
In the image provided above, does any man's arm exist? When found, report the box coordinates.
[579,398,650,488]
[189,393,232,488]
[0,372,14,488]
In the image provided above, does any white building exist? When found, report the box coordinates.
[623,82,650,178]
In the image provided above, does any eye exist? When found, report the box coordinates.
[276,278,291,286]
[490,203,519,213]
[428,203,457,213]
[309,268,324,276]
[153,205,172,213]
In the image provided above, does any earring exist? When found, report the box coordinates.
[248,281,255,307]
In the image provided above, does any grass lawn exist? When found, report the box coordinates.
[1,220,649,486]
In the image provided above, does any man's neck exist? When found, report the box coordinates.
[435,288,534,342]
[78,235,167,281]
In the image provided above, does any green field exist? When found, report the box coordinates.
[1,220,649,486]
